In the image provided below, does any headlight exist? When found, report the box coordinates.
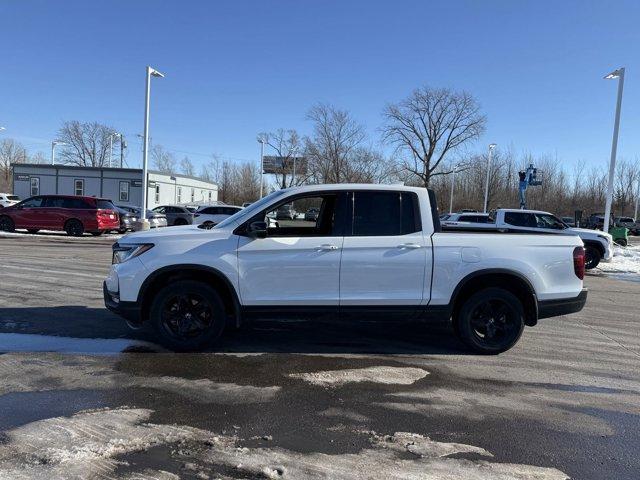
[112,243,154,264]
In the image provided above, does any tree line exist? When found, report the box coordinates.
[1,85,638,217]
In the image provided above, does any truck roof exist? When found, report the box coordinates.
[497,208,552,215]
[278,183,428,194]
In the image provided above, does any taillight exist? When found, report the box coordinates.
[573,246,585,280]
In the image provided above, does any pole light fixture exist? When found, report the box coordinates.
[483,143,497,213]
[0,127,5,132]
[257,137,266,198]
[602,67,625,234]
[51,141,67,165]
[140,66,164,230]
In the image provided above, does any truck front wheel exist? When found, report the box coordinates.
[455,287,524,355]
[149,280,226,351]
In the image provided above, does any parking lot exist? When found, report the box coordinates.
[0,232,639,479]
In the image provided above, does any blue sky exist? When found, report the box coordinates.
[1,0,638,174]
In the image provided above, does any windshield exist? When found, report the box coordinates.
[214,190,288,229]
[535,213,566,230]
[7,195,19,201]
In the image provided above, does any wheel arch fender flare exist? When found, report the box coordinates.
[448,268,538,327]
[137,264,242,327]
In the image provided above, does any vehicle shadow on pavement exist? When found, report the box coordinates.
[0,306,468,355]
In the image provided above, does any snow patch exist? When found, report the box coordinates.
[289,366,429,387]
[0,333,159,354]
[597,244,640,282]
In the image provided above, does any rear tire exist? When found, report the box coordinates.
[149,280,226,352]
[584,245,601,270]
[614,238,627,247]
[454,287,525,355]
[65,219,84,237]
[0,216,15,232]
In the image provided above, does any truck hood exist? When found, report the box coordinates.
[568,227,612,240]
[118,224,233,245]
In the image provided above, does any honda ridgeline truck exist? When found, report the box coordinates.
[105,184,587,354]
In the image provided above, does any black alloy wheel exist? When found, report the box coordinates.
[65,219,84,237]
[0,216,15,232]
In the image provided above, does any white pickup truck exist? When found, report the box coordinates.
[104,184,587,354]
[443,208,613,270]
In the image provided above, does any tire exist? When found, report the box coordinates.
[174,218,188,226]
[614,238,627,247]
[65,219,84,237]
[0,216,15,232]
[149,280,226,351]
[454,287,525,355]
[27,229,39,234]
[584,245,601,270]
[90,231,104,237]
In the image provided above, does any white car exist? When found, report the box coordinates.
[193,205,243,226]
[105,184,586,353]
[0,193,20,208]
[441,212,495,229]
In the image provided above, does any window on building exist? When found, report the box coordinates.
[74,179,84,196]
[119,181,130,202]
[191,188,195,202]
[155,184,160,203]
[30,177,40,196]
[177,187,182,203]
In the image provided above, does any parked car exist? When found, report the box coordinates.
[447,208,613,270]
[615,216,638,235]
[304,207,320,222]
[0,193,20,208]
[561,216,576,227]
[193,205,243,226]
[105,184,586,354]
[276,204,296,220]
[152,205,193,226]
[0,195,119,236]
[116,205,168,232]
[440,212,495,229]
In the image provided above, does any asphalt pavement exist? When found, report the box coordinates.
[0,232,639,479]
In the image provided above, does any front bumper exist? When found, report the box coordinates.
[103,282,142,325]
[538,289,588,319]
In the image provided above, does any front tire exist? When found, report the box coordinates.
[0,216,15,232]
[584,246,601,270]
[149,280,226,351]
[455,287,525,355]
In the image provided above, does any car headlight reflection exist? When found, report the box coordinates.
[112,243,154,264]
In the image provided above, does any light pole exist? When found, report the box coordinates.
[140,66,164,230]
[634,177,640,221]
[483,143,497,213]
[108,132,121,168]
[257,137,265,198]
[51,141,66,165]
[602,67,625,234]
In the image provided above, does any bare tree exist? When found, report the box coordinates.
[0,139,27,192]
[180,156,195,176]
[305,103,367,184]
[382,86,486,187]
[258,129,303,188]
[56,120,120,167]
[151,145,177,174]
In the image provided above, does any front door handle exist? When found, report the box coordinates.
[397,243,422,249]
[316,244,339,251]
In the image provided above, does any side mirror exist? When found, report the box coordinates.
[247,221,267,239]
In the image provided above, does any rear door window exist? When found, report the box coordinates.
[63,198,92,209]
[504,212,536,228]
[351,191,420,236]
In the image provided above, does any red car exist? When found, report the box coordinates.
[0,195,119,236]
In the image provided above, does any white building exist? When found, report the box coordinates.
[11,164,218,209]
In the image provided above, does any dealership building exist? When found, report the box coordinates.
[11,164,218,208]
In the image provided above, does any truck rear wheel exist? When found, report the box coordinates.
[149,280,226,351]
[455,287,524,355]
[584,246,601,270]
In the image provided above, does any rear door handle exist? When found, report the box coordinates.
[316,244,339,251]
[397,243,422,249]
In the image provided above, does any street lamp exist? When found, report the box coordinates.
[140,66,164,230]
[51,141,67,165]
[257,137,265,198]
[108,132,122,168]
[602,67,625,234]
[0,127,5,132]
[483,143,497,213]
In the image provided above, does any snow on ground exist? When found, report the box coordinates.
[0,354,281,404]
[597,243,640,282]
[0,407,569,480]
[289,366,429,387]
[0,333,158,354]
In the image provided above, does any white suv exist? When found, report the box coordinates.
[0,193,20,208]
